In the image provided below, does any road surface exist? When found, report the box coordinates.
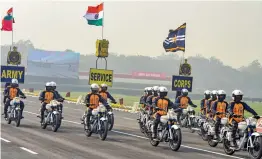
[1,96,250,159]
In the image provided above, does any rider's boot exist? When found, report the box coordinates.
[230,134,237,148]
[4,112,7,118]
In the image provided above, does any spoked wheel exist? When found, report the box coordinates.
[207,136,218,147]
[99,120,108,141]
[169,128,182,151]
[15,110,21,127]
[52,114,60,132]
[222,139,235,155]
[108,114,114,131]
[249,136,262,159]
[84,116,92,137]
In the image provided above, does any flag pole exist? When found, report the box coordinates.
[11,7,14,48]
[101,2,104,39]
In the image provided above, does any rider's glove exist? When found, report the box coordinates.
[192,104,197,108]
[112,101,117,104]
[254,115,260,119]
[216,112,221,115]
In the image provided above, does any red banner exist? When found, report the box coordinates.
[132,71,166,79]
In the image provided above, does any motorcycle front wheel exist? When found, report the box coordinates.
[169,128,182,151]
[84,116,92,137]
[52,113,60,132]
[15,110,21,127]
[222,138,235,155]
[99,120,108,141]
[249,136,262,159]
[108,114,114,131]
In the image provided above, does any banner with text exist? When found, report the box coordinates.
[1,65,25,83]
[27,49,80,79]
[132,71,166,80]
[172,75,193,92]
[89,68,113,87]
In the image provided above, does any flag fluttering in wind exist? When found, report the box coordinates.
[83,3,104,26]
[163,23,186,52]
[1,7,15,31]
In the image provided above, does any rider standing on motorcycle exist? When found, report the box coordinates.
[99,83,117,104]
[38,82,59,123]
[83,83,111,129]
[200,90,211,115]
[50,81,65,119]
[175,88,197,124]
[146,86,159,114]
[152,86,177,139]
[206,90,218,118]
[212,90,228,140]
[228,90,259,147]
[3,79,26,118]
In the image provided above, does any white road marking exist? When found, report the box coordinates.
[123,117,135,121]
[0,137,11,143]
[22,110,245,159]
[20,147,38,155]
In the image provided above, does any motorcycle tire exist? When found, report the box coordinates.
[15,110,21,127]
[169,128,182,151]
[222,138,235,155]
[99,120,108,141]
[249,136,262,159]
[52,114,60,132]
[108,114,114,131]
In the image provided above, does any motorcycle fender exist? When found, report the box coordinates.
[100,117,107,121]
[189,115,195,118]
[251,132,262,138]
[53,111,59,115]
[108,112,113,115]
[171,125,180,130]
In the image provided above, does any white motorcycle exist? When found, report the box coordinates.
[84,104,109,141]
[206,114,229,147]
[41,100,62,132]
[222,115,262,159]
[6,97,25,127]
[181,106,199,133]
[147,108,182,151]
[196,115,209,141]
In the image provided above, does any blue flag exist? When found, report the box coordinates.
[163,23,186,52]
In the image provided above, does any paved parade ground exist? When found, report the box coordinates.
[1,96,251,159]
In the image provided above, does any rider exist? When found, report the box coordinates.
[146,86,159,114]
[175,88,197,124]
[152,86,177,139]
[3,79,26,118]
[3,82,11,104]
[38,82,59,123]
[228,90,259,147]
[212,90,228,140]
[99,83,117,104]
[50,81,65,119]
[82,83,111,128]
[139,87,148,109]
[206,90,218,118]
[200,90,211,115]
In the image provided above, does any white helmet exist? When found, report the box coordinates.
[147,87,153,92]
[101,83,108,88]
[11,78,18,84]
[144,87,148,92]
[50,81,56,87]
[90,83,100,91]
[45,82,51,87]
[217,90,226,95]
[232,90,243,96]
[204,90,211,95]
[152,86,159,92]
[159,86,168,93]
[182,88,188,93]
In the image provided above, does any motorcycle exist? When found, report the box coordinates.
[196,115,209,141]
[41,100,62,132]
[83,104,109,141]
[6,97,25,127]
[222,115,262,159]
[181,105,199,133]
[107,107,114,131]
[206,113,229,147]
[137,106,151,136]
[147,108,182,151]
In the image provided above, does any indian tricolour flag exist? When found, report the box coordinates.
[83,3,103,26]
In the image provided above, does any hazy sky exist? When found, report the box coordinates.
[1,0,262,68]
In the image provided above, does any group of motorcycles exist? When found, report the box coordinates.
[5,96,115,141]
[138,104,262,159]
[196,112,262,159]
